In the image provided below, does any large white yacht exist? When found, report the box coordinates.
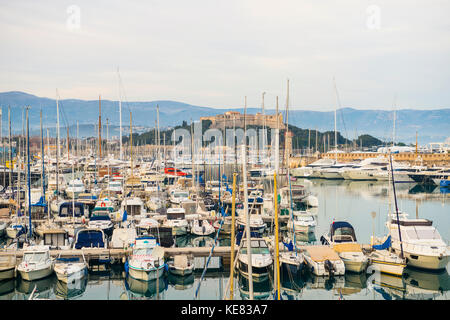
[387,212,450,271]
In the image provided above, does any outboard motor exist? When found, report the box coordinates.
[324,259,336,276]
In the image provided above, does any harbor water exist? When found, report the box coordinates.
[1,178,449,300]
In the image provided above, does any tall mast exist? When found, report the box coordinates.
[117,68,123,161]
[106,118,109,159]
[130,111,133,176]
[8,106,12,197]
[26,107,32,238]
[67,126,70,161]
[157,105,160,169]
[284,79,290,170]
[392,94,397,148]
[333,77,339,162]
[40,109,45,206]
[275,96,279,175]
[56,89,60,158]
[242,96,253,300]
[261,91,266,165]
[76,121,79,158]
[98,95,102,159]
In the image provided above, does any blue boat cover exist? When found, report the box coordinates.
[75,230,104,249]
[236,231,260,245]
[90,215,111,221]
[32,196,47,207]
[440,180,450,188]
[56,257,80,262]
[372,235,391,250]
[282,240,294,252]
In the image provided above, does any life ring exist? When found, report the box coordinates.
[101,202,106,208]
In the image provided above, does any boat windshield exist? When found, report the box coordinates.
[332,227,356,242]
[240,240,270,254]
[174,193,189,198]
[404,227,442,240]
[23,252,47,263]
[133,248,153,256]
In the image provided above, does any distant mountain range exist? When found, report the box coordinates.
[0,91,448,144]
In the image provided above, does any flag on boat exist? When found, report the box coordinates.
[122,210,128,222]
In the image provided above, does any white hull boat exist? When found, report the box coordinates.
[17,246,54,281]
[54,261,87,284]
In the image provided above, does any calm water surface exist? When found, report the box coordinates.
[1,179,449,300]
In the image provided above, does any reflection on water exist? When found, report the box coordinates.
[168,273,195,290]
[54,277,88,300]
[0,179,448,300]
[238,272,273,300]
[125,276,167,299]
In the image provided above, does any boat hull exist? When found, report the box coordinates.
[402,252,449,271]
[367,260,405,277]
[54,265,87,284]
[18,266,53,281]
[340,258,368,273]
[169,266,194,276]
[0,267,16,280]
[129,265,165,281]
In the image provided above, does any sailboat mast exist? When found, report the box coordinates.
[8,106,12,196]
[275,96,279,175]
[26,107,32,238]
[40,109,45,205]
[261,91,266,165]
[67,126,70,161]
[130,111,133,177]
[98,95,102,159]
[284,79,290,171]
[56,90,60,158]
[332,77,339,161]
[76,121,79,159]
[157,105,160,169]
[242,96,253,299]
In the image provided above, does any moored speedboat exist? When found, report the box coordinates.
[167,254,194,276]
[17,246,54,281]
[321,221,369,273]
[126,237,165,281]
[53,256,88,284]
[162,208,188,236]
[237,237,273,282]
[190,219,215,236]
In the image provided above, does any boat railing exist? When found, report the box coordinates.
[396,241,448,255]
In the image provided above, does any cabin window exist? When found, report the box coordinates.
[44,233,65,247]
[23,252,47,263]
[125,205,141,216]
[415,228,441,240]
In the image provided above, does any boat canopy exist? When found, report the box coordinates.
[74,230,105,249]
[59,202,85,217]
[329,221,357,242]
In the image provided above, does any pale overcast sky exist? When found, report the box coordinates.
[0,0,449,110]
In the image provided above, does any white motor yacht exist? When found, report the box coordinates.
[387,212,450,270]
[17,246,54,281]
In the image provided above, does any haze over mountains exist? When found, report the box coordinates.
[0,91,448,144]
